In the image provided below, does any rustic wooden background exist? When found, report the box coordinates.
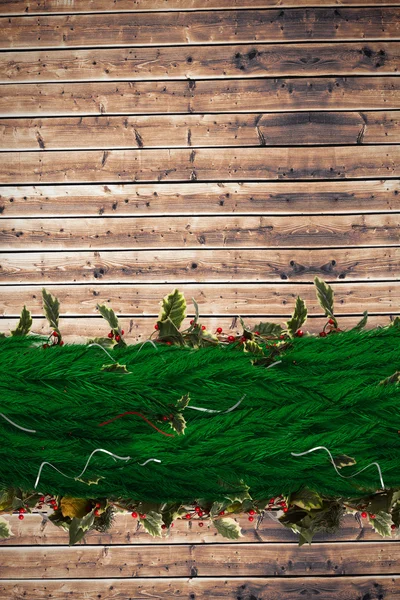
[1,0,400,598]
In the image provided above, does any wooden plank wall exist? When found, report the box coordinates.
[1,1,400,598]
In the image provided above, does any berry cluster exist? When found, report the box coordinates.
[319,318,342,338]
[107,329,124,343]
[43,331,64,349]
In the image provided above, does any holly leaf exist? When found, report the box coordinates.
[210,500,231,518]
[42,288,60,334]
[69,510,95,545]
[243,340,264,356]
[0,488,15,513]
[88,337,116,349]
[379,371,400,386]
[391,317,400,329]
[161,502,181,528]
[156,317,184,342]
[200,329,219,345]
[286,296,307,337]
[158,289,186,330]
[225,481,251,504]
[192,297,199,323]
[170,413,186,435]
[290,489,323,511]
[11,306,32,337]
[176,393,190,410]
[100,363,130,374]
[314,277,336,326]
[351,311,368,332]
[0,516,13,539]
[332,454,357,469]
[96,304,119,329]
[61,497,91,519]
[140,510,163,538]
[212,517,242,540]
[371,511,393,538]
[253,322,284,337]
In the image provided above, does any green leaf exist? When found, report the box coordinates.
[286,296,308,337]
[61,497,91,519]
[332,454,357,469]
[314,277,336,325]
[140,510,163,538]
[210,500,231,518]
[0,516,13,539]
[253,322,284,337]
[243,340,264,356]
[176,393,190,410]
[351,311,368,332]
[11,306,32,337]
[200,329,219,345]
[42,288,60,333]
[391,317,400,329]
[88,337,116,349]
[371,511,393,538]
[379,371,400,386]
[192,297,199,323]
[158,289,186,330]
[212,517,242,540]
[225,481,251,504]
[290,489,323,511]
[96,304,119,330]
[100,363,130,374]
[161,502,182,528]
[170,413,186,435]
[157,317,184,342]
[69,510,95,545]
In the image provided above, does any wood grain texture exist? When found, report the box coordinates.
[1,248,398,284]
[2,542,400,578]
[1,8,400,50]
[2,78,400,117]
[1,146,399,183]
[1,181,399,217]
[2,42,399,83]
[2,577,400,600]
[2,112,400,150]
[1,282,398,316]
[0,314,395,341]
[2,214,400,249]
[0,513,391,545]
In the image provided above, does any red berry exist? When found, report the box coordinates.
[185,514,191,519]
[37,505,43,510]
[201,325,206,331]
[248,509,255,516]
[53,505,58,511]
[108,332,114,339]
[392,524,397,530]
[154,323,159,330]
[216,327,223,334]
[199,522,204,527]
[131,512,138,518]
[94,509,100,517]
[279,335,285,340]
[121,330,124,335]
[170,523,174,527]
[59,341,64,346]
[240,336,247,343]
[115,335,121,342]
[52,331,59,337]
[269,498,275,504]
[228,335,235,343]
[166,341,172,346]
[140,514,146,519]
[39,496,45,503]
[190,320,194,325]
[198,511,203,517]
[162,415,168,421]
[195,506,201,513]
[219,511,225,516]
[328,318,335,325]
[254,331,260,336]
[319,332,327,337]
[19,508,26,514]
[370,514,376,519]
[361,511,368,519]
[18,514,24,520]
[248,516,254,522]
[296,330,304,337]
[283,507,288,513]
[43,344,49,349]
[161,524,166,530]
[95,502,101,509]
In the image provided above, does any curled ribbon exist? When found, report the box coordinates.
[186,394,246,414]
[0,412,36,433]
[291,445,385,490]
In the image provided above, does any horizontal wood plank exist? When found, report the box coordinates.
[2,42,400,83]
[2,112,400,151]
[0,314,395,341]
[0,248,398,284]
[1,9,400,50]
[1,281,398,317]
[1,576,400,600]
[2,78,400,117]
[2,213,400,249]
[1,181,399,217]
[0,513,391,545]
[2,542,400,578]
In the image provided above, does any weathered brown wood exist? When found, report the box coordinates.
[2,112,400,151]
[0,248,398,284]
[1,147,400,183]
[2,78,400,117]
[1,9,400,50]
[2,213,400,249]
[2,42,399,83]
[1,181,399,217]
[2,542,400,578]
[1,281,398,317]
[0,315,395,341]
[0,513,390,545]
[2,576,400,600]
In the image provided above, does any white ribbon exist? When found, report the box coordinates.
[0,413,36,433]
[186,394,246,414]
[291,445,385,490]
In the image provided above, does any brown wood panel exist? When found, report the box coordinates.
[1,281,398,316]
[1,9,400,50]
[1,146,399,183]
[2,112,400,151]
[2,42,399,83]
[2,542,400,578]
[1,181,399,217]
[0,314,395,341]
[2,78,400,117]
[0,248,398,284]
[1,576,400,600]
[0,513,391,545]
[2,214,400,249]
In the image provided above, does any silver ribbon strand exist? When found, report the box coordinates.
[291,445,385,490]
[186,394,246,414]
[34,448,161,489]
[0,412,36,433]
